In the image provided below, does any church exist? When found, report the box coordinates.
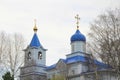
[20,15,117,80]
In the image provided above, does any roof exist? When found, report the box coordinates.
[71,30,86,42]
[94,60,110,69]
[30,33,41,47]
[46,64,56,70]
[46,59,67,70]
[46,55,110,70]
[66,56,87,64]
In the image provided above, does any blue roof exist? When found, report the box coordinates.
[94,60,110,68]
[30,33,41,47]
[46,64,56,70]
[66,56,87,64]
[46,55,110,70]
[61,59,67,63]
[71,30,86,42]
[46,59,66,70]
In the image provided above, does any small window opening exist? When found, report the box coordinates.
[28,52,31,60]
[38,52,42,59]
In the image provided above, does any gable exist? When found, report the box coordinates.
[56,59,67,70]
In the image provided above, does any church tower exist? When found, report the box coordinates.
[66,15,88,78]
[67,14,86,58]
[20,20,47,80]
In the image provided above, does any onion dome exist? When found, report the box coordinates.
[71,29,86,42]
[71,14,86,42]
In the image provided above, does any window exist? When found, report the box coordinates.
[38,51,42,59]
[28,52,31,60]
[72,70,75,75]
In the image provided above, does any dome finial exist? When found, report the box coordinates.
[75,14,80,30]
[33,19,38,32]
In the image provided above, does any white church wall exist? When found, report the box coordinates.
[67,62,89,77]
[66,52,85,58]
[83,71,117,80]
[68,63,83,76]
[82,64,88,72]
[24,47,46,67]
[47,69,58,79]
[31,48,46,65]
[71,41,86,53]
[101,71,117,80]
[21,66,46,75]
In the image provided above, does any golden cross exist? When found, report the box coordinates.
[34,19,36,26]
[75,14,80,29]
[33,19,38,32]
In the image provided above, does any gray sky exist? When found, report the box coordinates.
[0,0,120,66]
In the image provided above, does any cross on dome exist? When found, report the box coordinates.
[70,14,86,42]
[33,19,38,32]
[30,19,41,47]
[75,14,80,29]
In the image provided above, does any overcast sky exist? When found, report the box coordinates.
[0,0,120,66]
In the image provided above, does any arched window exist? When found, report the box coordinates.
[28,52,31,60]
[38,52,42,59]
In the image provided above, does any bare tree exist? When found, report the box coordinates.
[0,31,7,62]
[7,33,25,79]
[0,32,25,79]
[88,9,120,79]
[0,31,9,79]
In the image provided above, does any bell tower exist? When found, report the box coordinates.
[20,20,47,80]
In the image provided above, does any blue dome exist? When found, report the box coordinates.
[71,30,86,42]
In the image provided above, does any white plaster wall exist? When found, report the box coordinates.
[82,64,88,72]
[101,72,117,80]
[47,69,58,79]
[84,71,117,80]
[71,41,86,53]
[21,66,46,75]
[76,64,82,74]
[66,52,85,58]
[24,47,46,66]
[68,63,88,76]
[68,63,82,76]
